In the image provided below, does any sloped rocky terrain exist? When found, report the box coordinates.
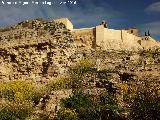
[0,18,160,84]
[0,19,78,83]
[0,18,159,120]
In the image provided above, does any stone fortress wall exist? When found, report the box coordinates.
[124,28,139,36]
[67,18,160,51]
[95,25,141,50]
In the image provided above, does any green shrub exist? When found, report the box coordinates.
[0,100,33,120]
[69,59,94,77]
[60,91,96,120]
[38,112,50,120]
[93,91,124,120]
[59,91,124,120]
[129,82,160,120]
[31,85,47,106]
[55,59,124,120]
[46,77,72,92]
[69,59,95,93]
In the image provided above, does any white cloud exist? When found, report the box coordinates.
[145,2,160,13]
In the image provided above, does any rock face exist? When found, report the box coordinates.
[0,18,160,120]
[0,19,77,82]
[33,49,160,119]
[0,18,160,83]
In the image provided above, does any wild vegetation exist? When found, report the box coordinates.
[0,59,159,120]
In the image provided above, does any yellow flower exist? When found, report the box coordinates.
[0,80,35,101]
[15,92,23,100]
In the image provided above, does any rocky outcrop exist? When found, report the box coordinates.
[0,19,77,83]
[0,18,160,83]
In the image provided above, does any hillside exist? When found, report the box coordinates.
[0,18,78,82]
[0,18,159,120]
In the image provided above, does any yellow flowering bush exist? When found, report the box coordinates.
[78,59,93,68]
[118,81,138,102]
[121,82,129,93]
[56,108,78,120]
[0,80,35,101]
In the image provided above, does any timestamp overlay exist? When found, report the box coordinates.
[0,0,77,6]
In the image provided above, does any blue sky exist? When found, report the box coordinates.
[0,0,160,40]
